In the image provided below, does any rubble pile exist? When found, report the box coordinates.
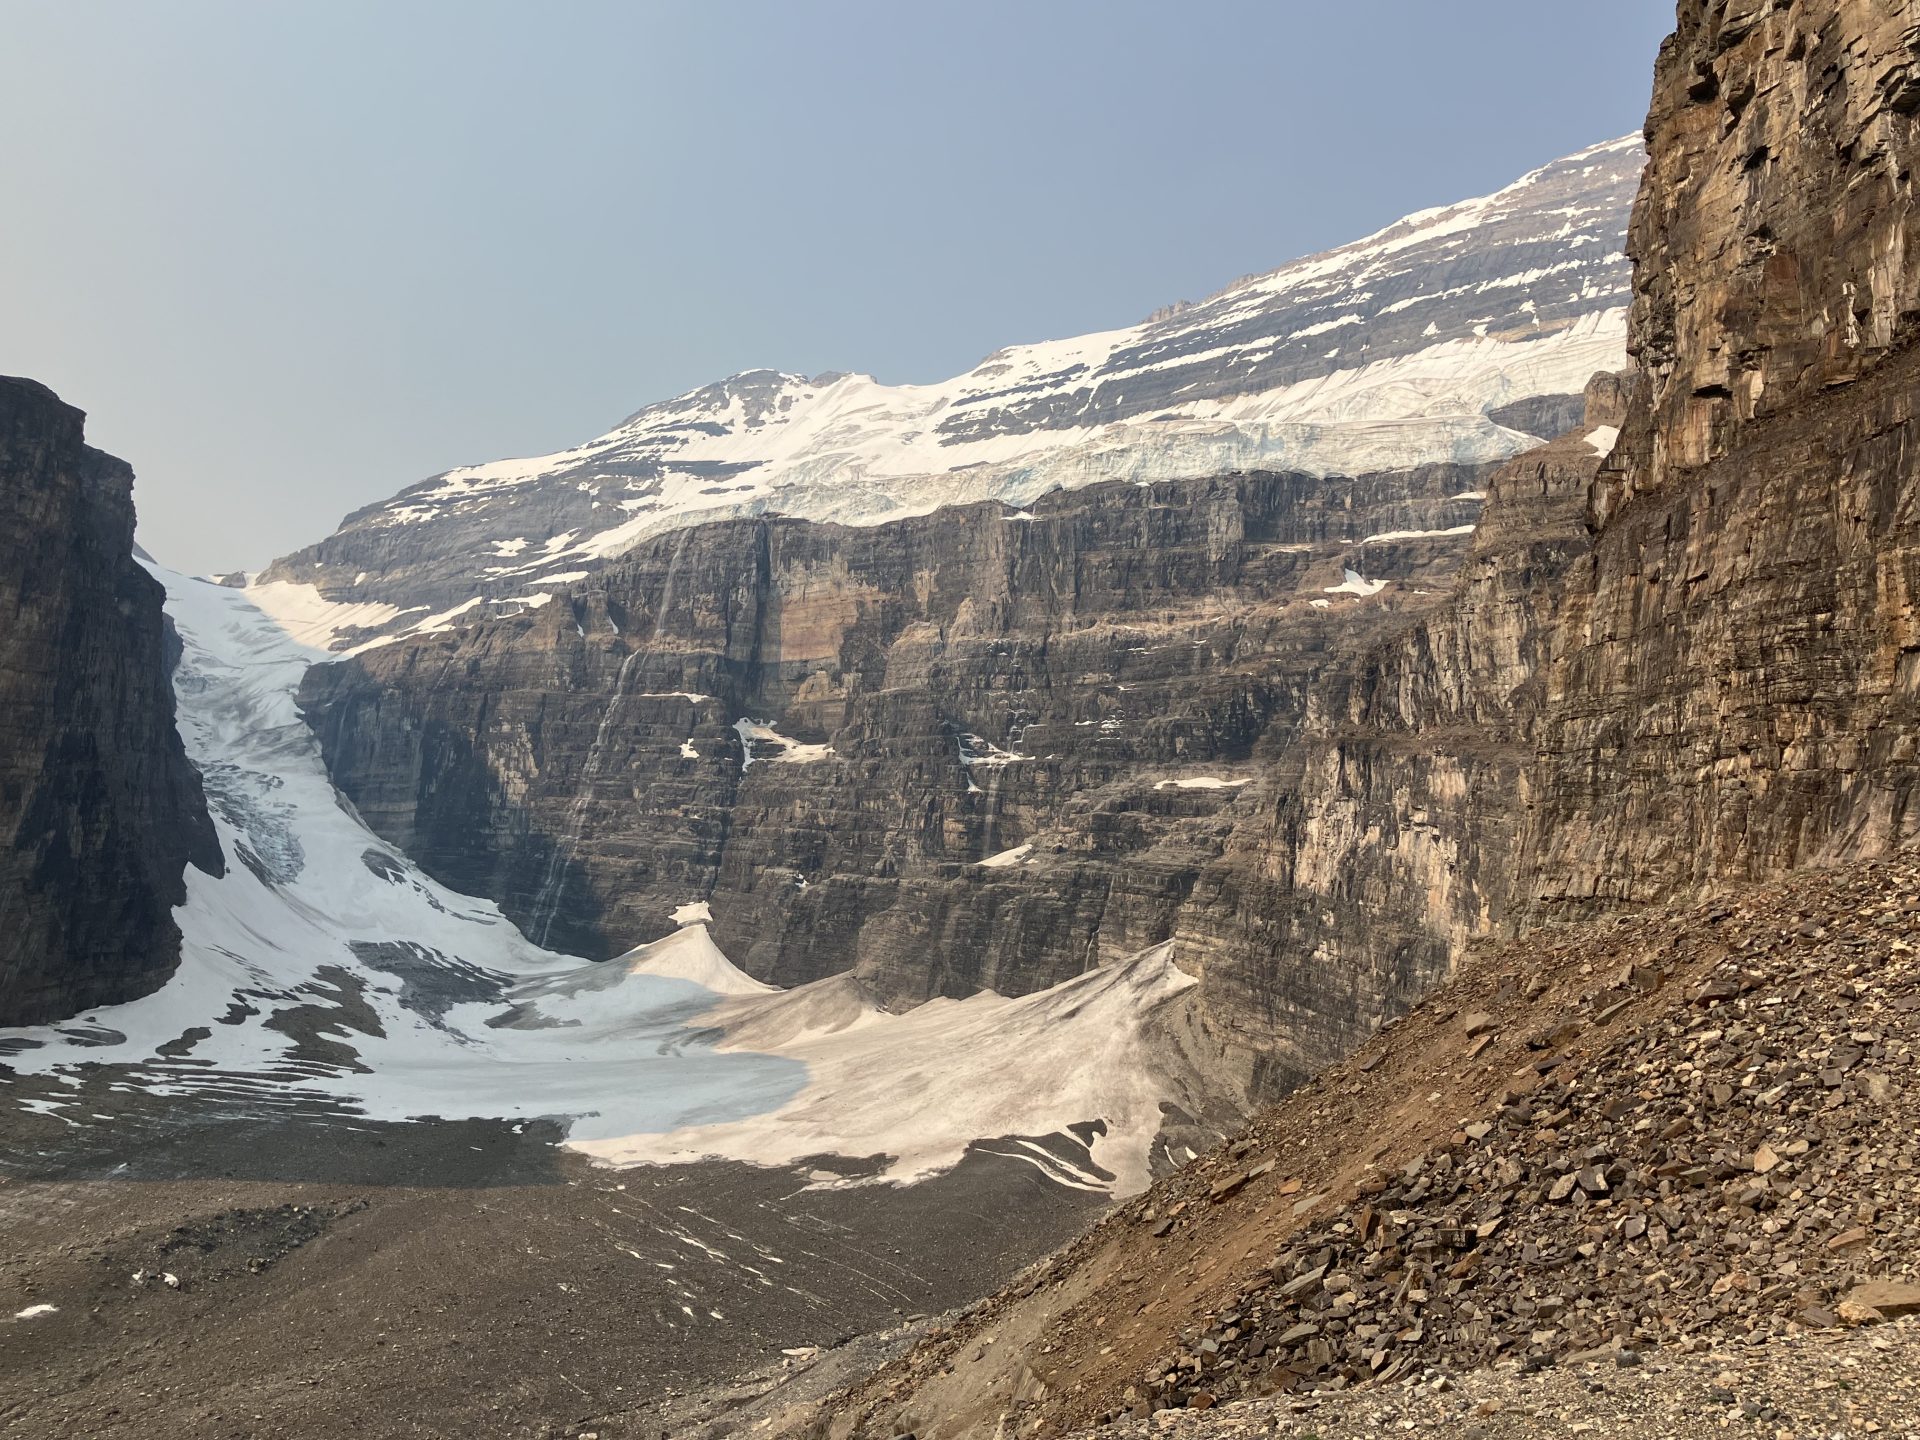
[1114,859,1920,1420]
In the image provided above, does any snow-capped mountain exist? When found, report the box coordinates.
[261,136,1641,647]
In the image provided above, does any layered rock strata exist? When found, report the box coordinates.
[300,462,1493,1011]
[1173,372,1628,1085]
[0,377,220,1025]
[1522,0,1920,916]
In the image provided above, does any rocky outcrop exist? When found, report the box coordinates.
[0,378,220,1025]
[1522,0,1920,917]
[1209,0,1920,1080]
[793,3,1920,1430]
[299,462,1494,1006]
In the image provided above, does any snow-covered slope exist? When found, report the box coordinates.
[261,137,1642,649]
[0,564,1227,1192]
[572,946,1207,1193]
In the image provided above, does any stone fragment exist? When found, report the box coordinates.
[1695,979,1740,1006]
[1840,1280,1920,1320]
[1280,1265,1327,1299]
[1209,1173,1248,1203]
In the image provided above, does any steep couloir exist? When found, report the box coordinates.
[0,377,220,1025]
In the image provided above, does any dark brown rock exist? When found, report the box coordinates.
[0,377,220,1024]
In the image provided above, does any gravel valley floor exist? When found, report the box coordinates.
[0,1076,1100,1440]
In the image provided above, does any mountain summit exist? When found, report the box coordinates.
[259,137,1642,648]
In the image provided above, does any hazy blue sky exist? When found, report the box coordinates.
[1,2,1673,573]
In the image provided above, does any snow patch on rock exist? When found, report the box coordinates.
[976,843,1033,869]
[1324,568,1389,598]
[1362,524,1477,544]
[734,718,835,770]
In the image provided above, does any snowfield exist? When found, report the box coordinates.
[264,137,1645,652]
[0,568,1226,1194]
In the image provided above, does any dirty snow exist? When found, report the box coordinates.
[733,718,835,770]
[976,843,1033,869]
[574,945,1207,1194]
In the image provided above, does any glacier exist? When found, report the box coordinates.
[0,566,1224,1194]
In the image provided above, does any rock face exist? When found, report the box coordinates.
[0,378,220,1025]
[1522,0,1920,918]
[300,460,1494,1015]
[292,1,1920,1107]
[258,138,1641,650]
[1171,371,1628,1085]
[799,3,1920,1430]
[277,137,1652,1089]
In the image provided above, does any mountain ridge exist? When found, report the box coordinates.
[256,136,1643,652]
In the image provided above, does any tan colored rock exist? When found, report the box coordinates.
[1841,1281,1920,1322]
[1523,0,1920,922]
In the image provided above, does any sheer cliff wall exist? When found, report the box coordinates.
[0,377,219,1025]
